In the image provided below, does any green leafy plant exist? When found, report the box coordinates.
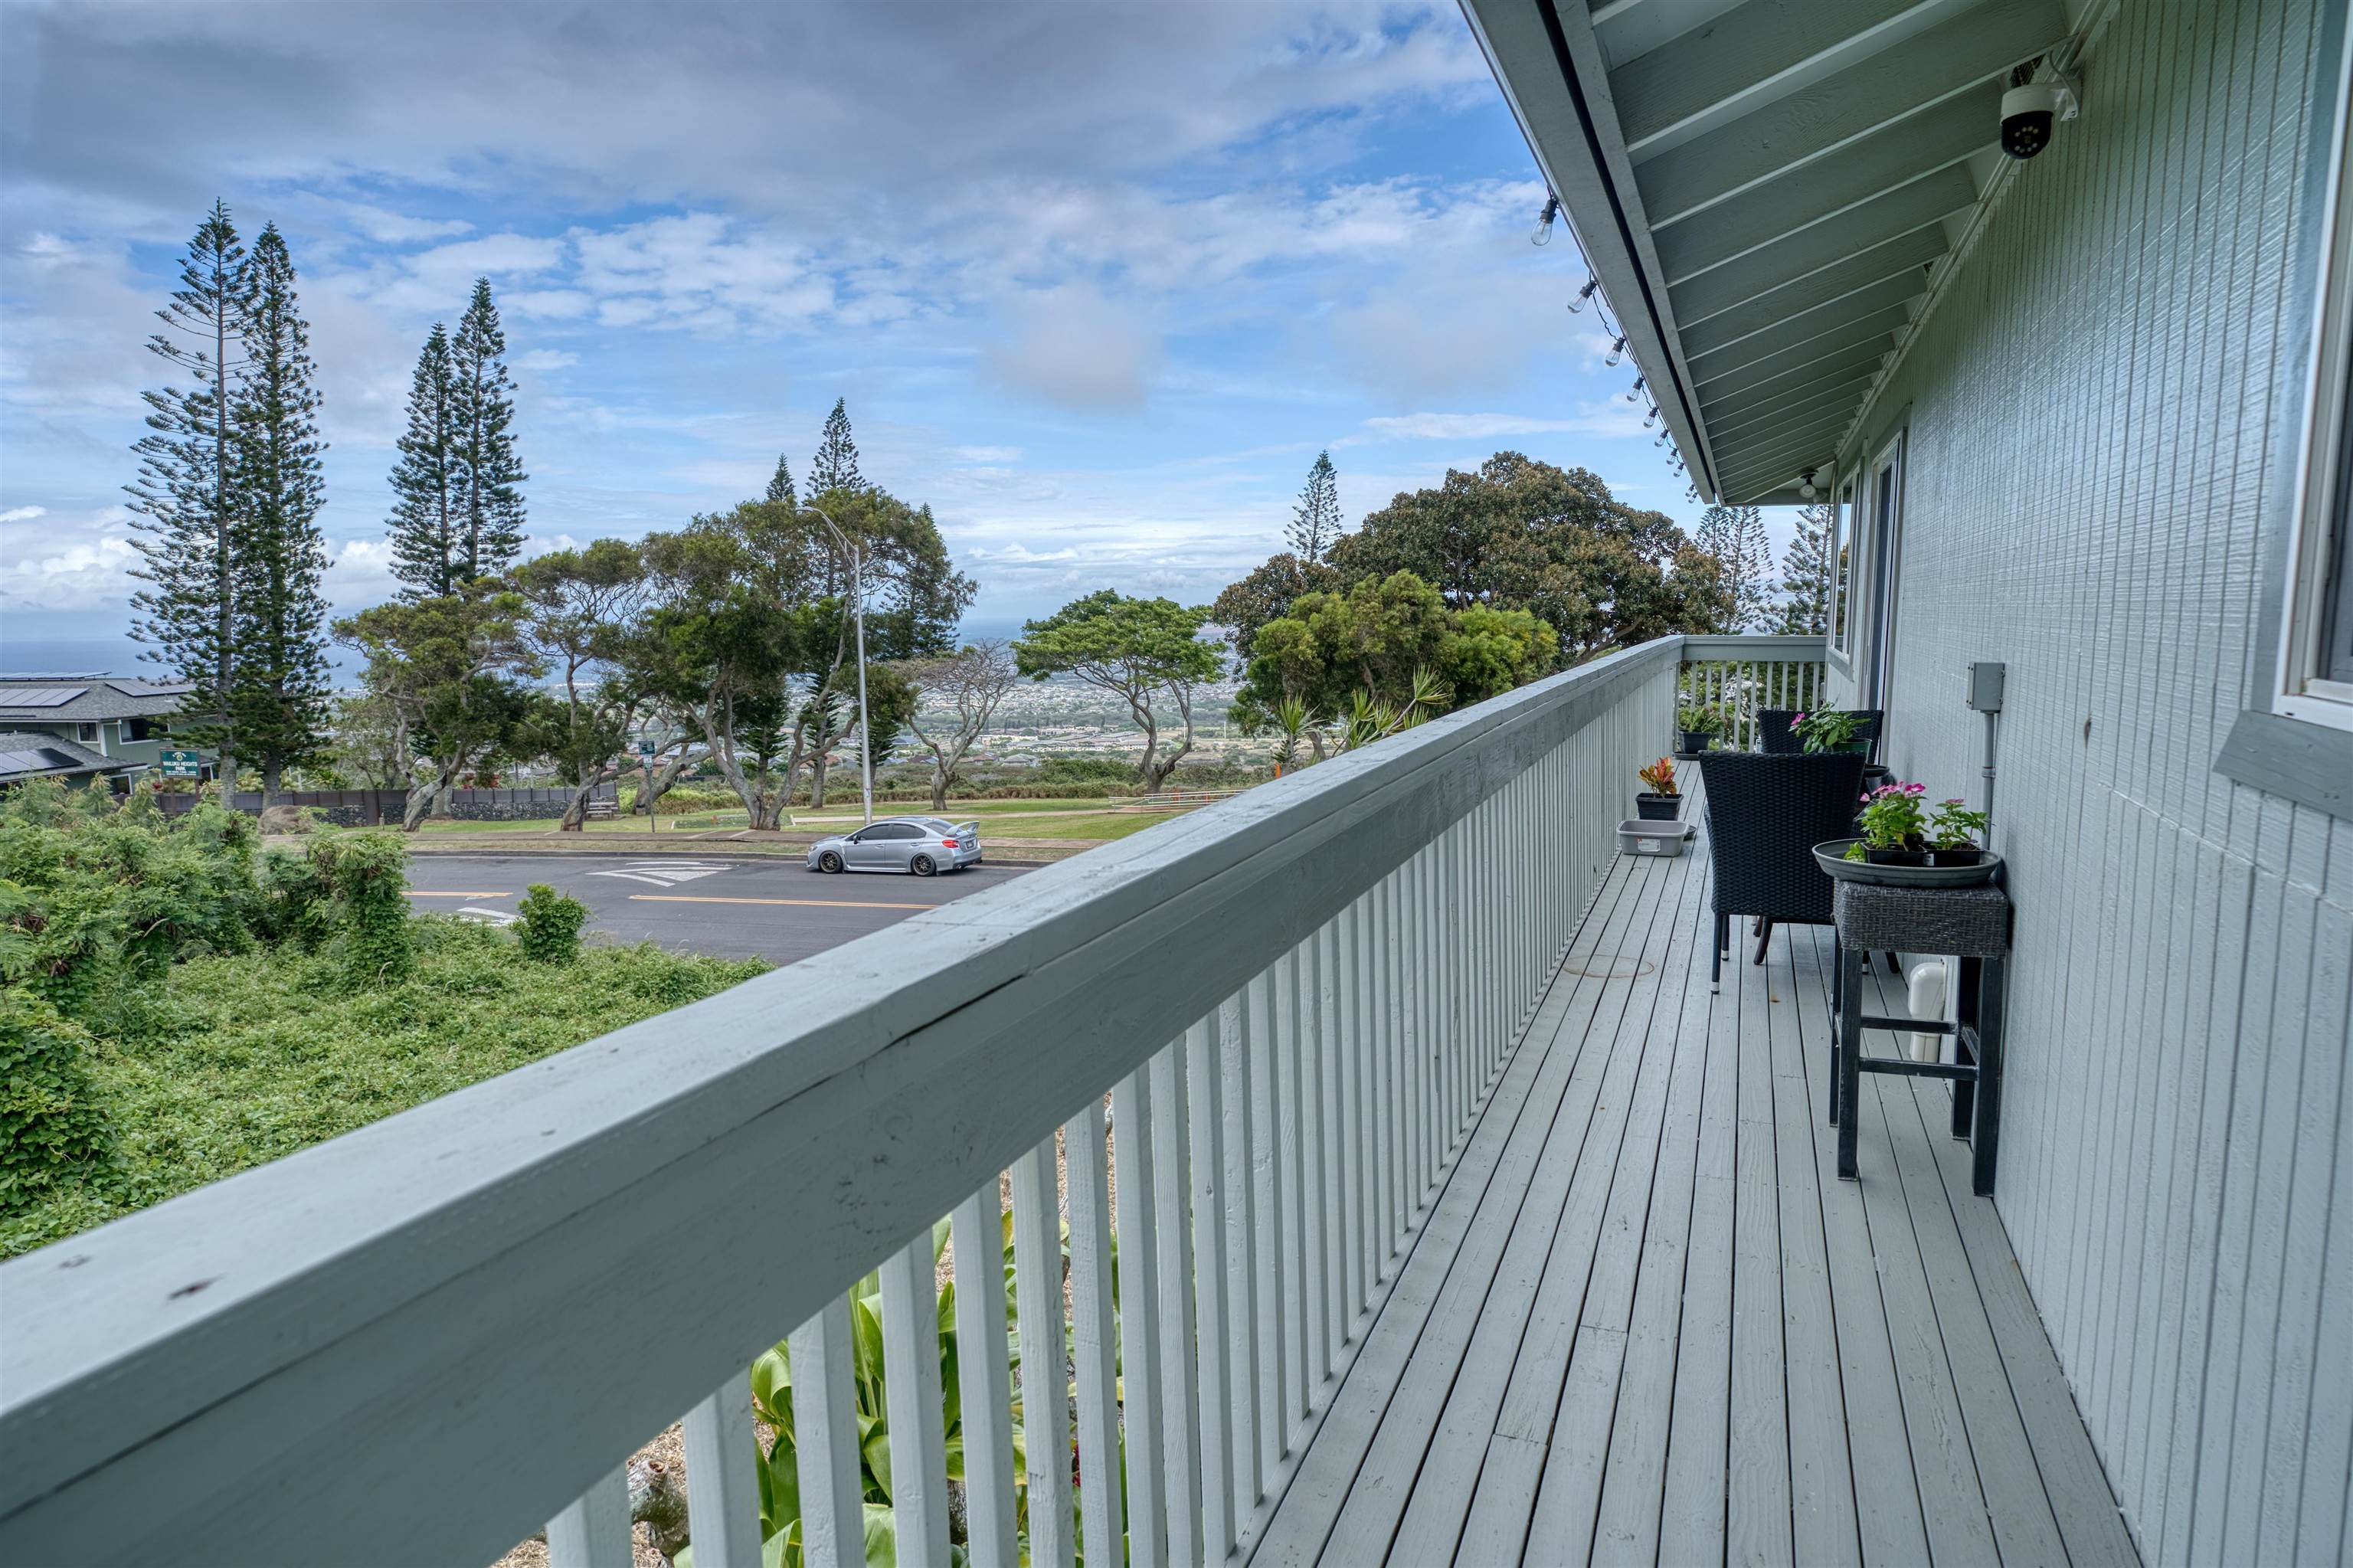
[0,991,115,1216]
[1929,798,1990,850]
[1855,781,1929,850]
[1675,702,1721,735]
[1637,757,1678,797]
[306,830,414,986]
[1791,708,1868,754]
[513,883,590,964]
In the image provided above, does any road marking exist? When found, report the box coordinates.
[628,894,941,910]
[587,860,734,887]
[457,906,519,927]
[406,890,514,899]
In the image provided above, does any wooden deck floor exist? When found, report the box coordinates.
[1245,826,2142,1566]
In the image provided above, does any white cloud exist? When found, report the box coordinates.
[953,446,1023,463]
[0,506,50,524]
[1362,407,1642,440]
[515,349,581,372]
[984,286,1163,411]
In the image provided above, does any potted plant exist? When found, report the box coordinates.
[1928,798,1990,866]
[1676,702,1722,754]
[1843,780,1930,864]
[1791,709,1871,755]
[1635,757,1680,820]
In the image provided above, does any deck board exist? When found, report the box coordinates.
[1245,820,2139,1567]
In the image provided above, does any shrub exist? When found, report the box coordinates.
[514,883,590,964]
[0,992,114,1216]
[307,830,412,985]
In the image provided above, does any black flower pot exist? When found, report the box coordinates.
[1635,793,1680,821]
[1864,845,1929,866]
[1678,729,1716,753]
[1929,846,1985,866]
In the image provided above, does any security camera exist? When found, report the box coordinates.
[2001,77,2079,159]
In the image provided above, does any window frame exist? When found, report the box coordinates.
[2276,5,2353,735]
[1827,471,1858,670]
[1861,429,1908,710]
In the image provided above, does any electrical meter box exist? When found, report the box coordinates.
[1965,662,2006,712]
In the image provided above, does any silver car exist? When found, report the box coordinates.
[805,816,983,876]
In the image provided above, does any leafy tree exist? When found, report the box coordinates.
[1693,503,1775,632]
[229,224,332,796]
[1324,451,1722,661]
[126,201,250,785]
[450,277,528,581]
[1289,449,1342,563]
[1778,502,1834,634]
[334,583,539,830]
[387,323,463,598]
[809,396,865,496]
[514,884,589,964]
[512,538,654,830]
[1014,591,1224,791]
[899,640,1020,809]
[1210,552,1339,677]
[765,453,797,507]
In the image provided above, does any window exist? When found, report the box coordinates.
[75,722,99,743]
[2279,15,2353,733]
[1828,473,1857,663]
[124,716,163,742]
[1863,431,1906,709]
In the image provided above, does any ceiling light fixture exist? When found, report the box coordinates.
[1798,466,1820,500]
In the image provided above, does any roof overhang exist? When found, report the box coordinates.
[1461,0,2090,503]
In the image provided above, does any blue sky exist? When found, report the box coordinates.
[0,2,1736,665]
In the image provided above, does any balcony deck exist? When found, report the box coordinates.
[1246,814,2142,1567]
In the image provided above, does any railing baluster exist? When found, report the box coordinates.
[682,1377,763,1568]
[1379,874,1402,1262]
[1296,938,1330,1390]
[879,1234,949,1565]
[952,1184,1019,1568]
[1186,1015,1236,1556]
[1275,948,1308,1428]
[1248,968,1288,1474]
[1012,1137,1075,1568]
[1150,1039,1204,1566]
[545,1465,630,1568]
[1218,990,1262,1511]
[789,1297,863,1568]
[1112,1067,1168,1568]
[1065,1098,1125,1566]
[1317,920,1347,1357]
[1336,902,1365,1316]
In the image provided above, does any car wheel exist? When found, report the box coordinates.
[819,851,844,874]
[910,854,936,877]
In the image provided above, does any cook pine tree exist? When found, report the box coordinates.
[387,323,462,597]
[450,277,527,581]
[1693,502,1775,631]
[1777,501,1834,634]
[765,453,797,507]
[1288,450,1340,563]
[229,223,333,794]
[126,200,251,786]
[808,398,864,496]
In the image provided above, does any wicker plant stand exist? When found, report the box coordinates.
[1832,879,2011,1194]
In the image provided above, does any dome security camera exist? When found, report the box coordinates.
[2001,77,2080,159]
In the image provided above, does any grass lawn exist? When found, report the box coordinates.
[975,809,1194,841]
[2,921,764,1259]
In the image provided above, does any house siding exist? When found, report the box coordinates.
[1825,2,2353,1561]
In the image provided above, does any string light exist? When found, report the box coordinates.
[1641,403,1660,428]
[1566,277,1599,314]
[1625,375,1646,403]
[1530,194,1559,247]
[1605,336,1628,368]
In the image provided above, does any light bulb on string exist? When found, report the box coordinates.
[1605,336,1628,368]
[1625,375,1646,404]
[1530,195,1559,247]
[1641,403,1659,428]
[1567,278,1599,314]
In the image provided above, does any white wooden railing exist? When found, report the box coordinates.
[1677,633,1830,752]
[0,637,1691,1568]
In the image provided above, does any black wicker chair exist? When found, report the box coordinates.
[1697,751,1867,990]
[1758,707,1883,760]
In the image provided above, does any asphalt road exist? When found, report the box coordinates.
[402,852,1032,964]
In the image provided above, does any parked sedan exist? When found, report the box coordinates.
[805,816,983,876]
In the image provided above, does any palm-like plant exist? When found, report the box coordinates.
[1336,666,1451,752]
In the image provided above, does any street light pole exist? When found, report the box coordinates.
[808,504,875,827]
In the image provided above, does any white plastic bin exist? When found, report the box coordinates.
[1618,819,1693,857]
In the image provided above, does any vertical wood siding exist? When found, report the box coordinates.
[1824,2,2353,1560]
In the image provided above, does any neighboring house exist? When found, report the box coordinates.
[0,731,138,791]
[0,674,208,781]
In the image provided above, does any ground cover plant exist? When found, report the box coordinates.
[0,781,763,1258]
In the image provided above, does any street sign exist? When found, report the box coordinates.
[637,740,656,758]
[158,750,200,777]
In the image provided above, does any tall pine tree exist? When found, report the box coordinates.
[765,453,797,507]
[1693,503,1775,631]
[229,224,332,795]
[387,323,463,598]
[1777,502,1834,633]
[450,277,527,581]
[808,398,864,495]
[1288,450,1340,563]
[126,201,250,786]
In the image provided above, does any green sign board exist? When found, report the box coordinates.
[637,740,656,758]
[158,750,201,777]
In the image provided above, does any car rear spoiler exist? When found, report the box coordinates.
[954,821,980,838]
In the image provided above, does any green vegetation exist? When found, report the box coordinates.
[514,882,589,963]
[0,780,762,1259]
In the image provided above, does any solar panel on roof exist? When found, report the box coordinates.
[0,749,61,774]
[0,686,88,708]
